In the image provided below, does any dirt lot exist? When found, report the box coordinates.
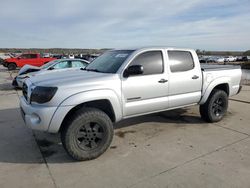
[0,65,250,188]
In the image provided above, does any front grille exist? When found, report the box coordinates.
[23,83,28,101]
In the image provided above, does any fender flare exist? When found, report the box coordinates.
[199,77,230,105]
[48,89,122,133]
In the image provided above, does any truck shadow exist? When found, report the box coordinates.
[115,108,205,129]
[0,107,206,164]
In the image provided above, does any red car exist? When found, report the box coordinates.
[3,53,56,70]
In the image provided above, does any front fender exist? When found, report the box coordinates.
[199,77,231,105]
[48,89,122,133]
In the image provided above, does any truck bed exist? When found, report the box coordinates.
[201,64,241,71]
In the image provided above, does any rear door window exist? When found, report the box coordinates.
[168,51,194,72]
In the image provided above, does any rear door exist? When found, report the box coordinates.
[167,50,202,108]
[122,50,169,117]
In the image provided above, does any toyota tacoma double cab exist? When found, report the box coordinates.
[20,47,242,161]
[3,53,56,70]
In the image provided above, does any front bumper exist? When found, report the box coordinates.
[20,96,57,132]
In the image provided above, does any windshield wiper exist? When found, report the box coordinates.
[81,67,101,72]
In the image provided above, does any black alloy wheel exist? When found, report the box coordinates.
[211,97,225,117]
[76,122,105,150]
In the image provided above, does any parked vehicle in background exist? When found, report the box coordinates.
[3,53,56,70]
[215,57,225,63]
[0,53,14,60]
[52,54,63,59]
[199,56,209,63]
[199,56,224,63]
[12,59,89,88]
[224,56,236,62]
[68,54,75,59]
[206,57,216,63]
[20,47,242,161]
[88,54,100,62]
[237,56,249,62]
[76,54,100,62]
[42,53,51,58]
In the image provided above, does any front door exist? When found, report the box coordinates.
[122,50,169,117]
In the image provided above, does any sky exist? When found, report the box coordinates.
[0,0,249,50]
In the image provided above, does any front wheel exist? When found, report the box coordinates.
[7,63,17,70]
[61,107,114,161]
[200,89,228,122]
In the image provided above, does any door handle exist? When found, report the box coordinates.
[192,75,199,79]
[158,79,168,83]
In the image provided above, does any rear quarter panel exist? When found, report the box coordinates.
[200,68,242,104]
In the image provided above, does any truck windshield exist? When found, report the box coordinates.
[84,50,134,73]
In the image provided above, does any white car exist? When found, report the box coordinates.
[68,54,75,59]
[0,53,13,60]
[224,56,236,62]
[12,59,89,88]
[216,57,225,63]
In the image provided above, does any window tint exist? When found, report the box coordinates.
[29,54,37,58]
[130,51,163,75]
[19,54,30,59]
[72,61,87,68]
[20,54,37,59]
[53,61,70,69]
[168,51,194,72]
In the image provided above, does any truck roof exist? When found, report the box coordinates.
[111,46,195,52]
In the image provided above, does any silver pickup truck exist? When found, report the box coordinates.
[20,47,242,160]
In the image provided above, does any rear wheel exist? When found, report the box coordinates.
[61,107,114,161]
[200,89,228,122]
[7,63,17,70]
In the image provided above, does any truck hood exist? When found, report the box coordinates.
[28,69,118,88]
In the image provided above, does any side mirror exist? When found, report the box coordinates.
[124,65,143,78]
[48,67,55,70]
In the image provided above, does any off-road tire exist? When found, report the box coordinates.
[200,89,228,122]
[7,63,17,70]
[61,107,114,161]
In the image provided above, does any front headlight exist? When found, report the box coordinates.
[30,86,57,104]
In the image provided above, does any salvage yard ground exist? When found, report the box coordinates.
[0,65,250,188]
